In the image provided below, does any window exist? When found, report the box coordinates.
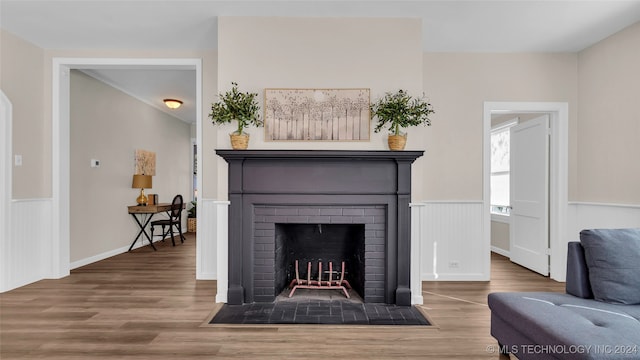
[490,118,518,216]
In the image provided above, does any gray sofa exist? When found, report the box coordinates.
[488,228,640,360]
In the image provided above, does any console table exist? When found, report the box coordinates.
[127,203,175,251]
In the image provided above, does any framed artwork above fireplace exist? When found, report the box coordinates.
[264,88,370,142]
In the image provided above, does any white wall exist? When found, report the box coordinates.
[568,203,640,239]
[416,201,486,280]
[69,70,192,264]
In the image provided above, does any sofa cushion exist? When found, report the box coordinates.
[489,292,640,359]
[580,228,640,305]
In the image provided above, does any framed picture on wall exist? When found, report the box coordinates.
[264,88,371,141]
[134,149,156,176]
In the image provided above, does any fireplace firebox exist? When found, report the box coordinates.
[275,223,365,299]
[216,150,423,306]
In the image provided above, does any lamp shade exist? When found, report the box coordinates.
[132,174,152,189]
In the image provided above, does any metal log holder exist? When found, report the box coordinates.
[288,260,352,298]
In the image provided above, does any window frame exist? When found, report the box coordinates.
[490,117,518,221]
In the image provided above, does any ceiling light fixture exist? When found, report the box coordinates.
[163,99,183,109]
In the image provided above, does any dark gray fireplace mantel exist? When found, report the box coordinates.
[216,150,423,306]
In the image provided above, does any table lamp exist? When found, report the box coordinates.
[132,174,152,206]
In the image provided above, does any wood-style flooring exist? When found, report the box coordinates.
[1,233,565,359]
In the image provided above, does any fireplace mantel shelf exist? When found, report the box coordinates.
[216,149,424,162]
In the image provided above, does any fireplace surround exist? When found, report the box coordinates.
[216,150,423,306]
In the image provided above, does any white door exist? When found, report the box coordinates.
[509,115,549,275]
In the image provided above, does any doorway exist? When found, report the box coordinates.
[490,113,551,275]
[483,102,568,281]
[52,58,202,278]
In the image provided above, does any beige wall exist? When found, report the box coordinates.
[577,21,640,204]
[41,48,218,200]
[423,53,578,200]
[8,19,636,206]
[1,30,220,201]
[4,17,639,267]
[70,70,191,261]
[1,30,49,198]
[216,17,424,199]
[491,220,509,252]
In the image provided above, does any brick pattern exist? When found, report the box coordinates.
[253,205,387,303]
[211,300,430,325]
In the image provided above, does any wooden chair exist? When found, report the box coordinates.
[151,194,185,246]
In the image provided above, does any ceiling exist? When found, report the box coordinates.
[78,69,197,123]
[3,0,640,124]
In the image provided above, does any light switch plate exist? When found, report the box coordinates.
[14,155,22,166]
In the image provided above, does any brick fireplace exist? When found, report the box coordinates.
[216,150,423,306]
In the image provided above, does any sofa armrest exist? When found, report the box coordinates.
[565,241,593,298]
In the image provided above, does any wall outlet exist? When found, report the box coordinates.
[449,261,460,269]
[90,159,100,168]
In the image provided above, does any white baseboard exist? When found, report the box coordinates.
[412,294,424,305]
[70,232,186,270]
[491,246,510,258]
[422,272,489,281]
[198,272,217,280]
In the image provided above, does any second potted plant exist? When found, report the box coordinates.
[370,89,434,151]
[209,82,262,149]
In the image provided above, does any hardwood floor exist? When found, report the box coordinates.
[1,234,565,359]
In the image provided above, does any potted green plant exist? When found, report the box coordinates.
[187,201,197,232]
[209,82,262,149]
[370,89,434,150]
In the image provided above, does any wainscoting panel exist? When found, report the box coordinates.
[567,202,640,241]
[546,202,640,283]
[410,203,424,304]
[415,201,488,281]
[2,199,52,292]
[197,200,228,284]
